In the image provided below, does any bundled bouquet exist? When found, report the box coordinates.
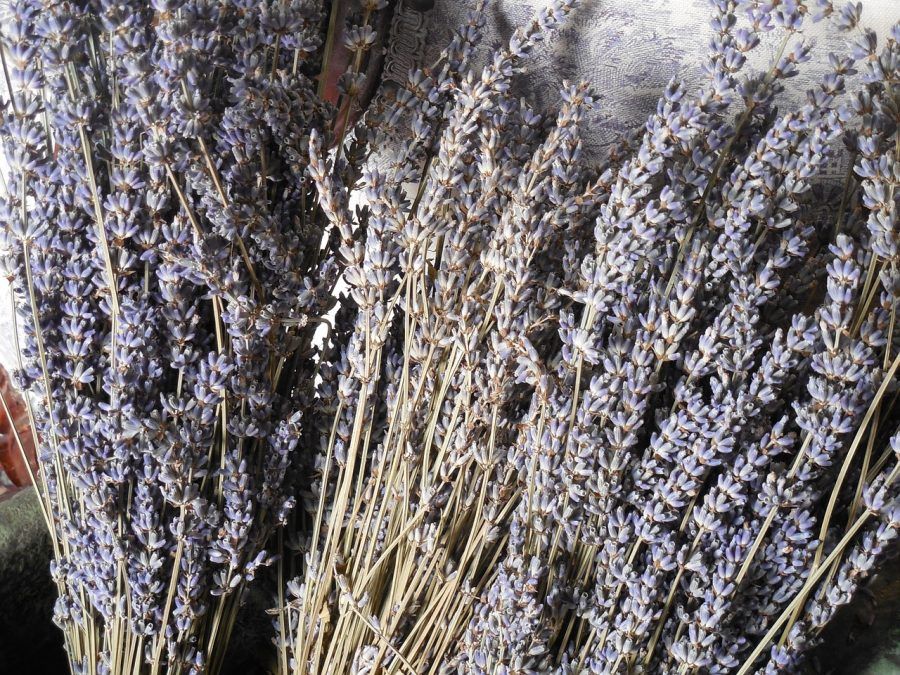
[0,0,898,674]
[277,1,899,673]
[0,0,382,672]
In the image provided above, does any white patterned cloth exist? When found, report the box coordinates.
[383,0,899,171]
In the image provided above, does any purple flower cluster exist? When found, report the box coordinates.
[0,0,378,672]
[275,2,900,674]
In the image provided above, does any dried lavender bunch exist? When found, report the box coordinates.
[276,2,595,672]
[277,1,899,674]
[0,1,381,673]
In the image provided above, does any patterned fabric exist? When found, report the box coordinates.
[384,0,899,170]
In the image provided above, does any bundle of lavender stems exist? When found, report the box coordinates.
[0,0,382,672]
[280,1,899,673]
[1,0,899,673]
